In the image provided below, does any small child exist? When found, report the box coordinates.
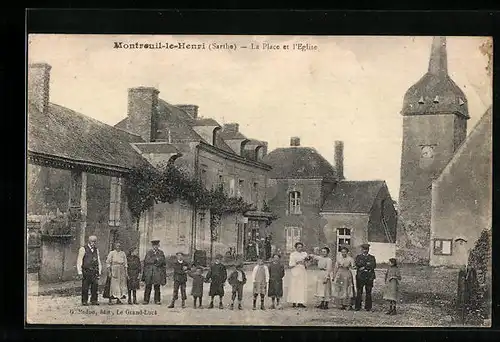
[168,252,189,308]
[251,257,269,310]
[228,262,247,310]
[126,247,142,305]
[205,254,227,309]
[268,254,285,309]
[188,266,205,309]
[383,258,402,315]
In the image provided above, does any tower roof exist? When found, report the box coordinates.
[402,37,469,119]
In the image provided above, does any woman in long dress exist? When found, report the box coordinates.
[310,247,334,309]
[106,241,128,305]
[332,246,356,310]
[287,242,309,308]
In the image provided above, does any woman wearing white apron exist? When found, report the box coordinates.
[287,242,308,308]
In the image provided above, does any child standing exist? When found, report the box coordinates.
[383,258,401,315]
[268,254,285,309]
[168,252,189,308]
[205,254,227,309]
[188,266,205,309]
[126,247,142,305]
[251,257,269,310]
[228,262,247,310]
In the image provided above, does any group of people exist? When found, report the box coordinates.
[245,236,272,261]
[77,236,401,315]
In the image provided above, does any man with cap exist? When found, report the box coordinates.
[142,238,167,305]
[354,243,377,311]
[76,235,102,306]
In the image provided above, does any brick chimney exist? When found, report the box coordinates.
[223,123,239,133]
[290,137,300,146]
[127,87,160,142]
[176,104,199,119]
[28,63,51,114]
[335,140,344,180]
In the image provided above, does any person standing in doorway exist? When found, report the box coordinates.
[354,244,377,311]
[287,242,309,308]
[77,235,102,306]
[168,252,189,308]
[142,239,167,305]
[264,237,272,261]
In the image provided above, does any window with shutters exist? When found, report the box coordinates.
[252,182,259,205]
[200,165,208,189]
[238,179,245,198]
[177,206,188,245]
[285,226,302,252]
[199,212,206,241]
[289,191,301,215]
[109,177,122,226]
[433,239,452,255]
[337,227,351,252]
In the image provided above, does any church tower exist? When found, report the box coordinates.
[396,37,469,263]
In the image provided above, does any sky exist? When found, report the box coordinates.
[27,35,492,201]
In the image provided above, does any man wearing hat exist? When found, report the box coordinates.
[354,243,377,311]
[142,239,167,305]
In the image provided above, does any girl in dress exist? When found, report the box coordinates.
[287,242,309,308]
[106,241,128,305]
[383,258,402,315]
[310,247,334,310]
[332,246,356,310]
[126,247,142,304]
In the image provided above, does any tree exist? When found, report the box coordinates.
[479,37,493,77]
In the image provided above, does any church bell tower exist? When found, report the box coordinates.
[396,37,469,263]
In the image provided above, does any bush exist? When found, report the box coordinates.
[466,229,491,321]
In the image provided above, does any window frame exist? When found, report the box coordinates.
[337,227,352,252]
[289,191,301,215]
[433,238,453,256]
[108,177,122,227]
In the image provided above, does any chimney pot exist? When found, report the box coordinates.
[28,63,52,114]
[176,104,199,119]
[334,140,344,180]
[290,137,300,147]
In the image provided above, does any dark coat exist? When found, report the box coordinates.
[228,269,247,288]
[127,254,142,290]
[172,260,189,284]
[206,263,227,296]
[189,273,205,297]
[142,249,167,286]
[355,253,377,282]
[268,262,285,297]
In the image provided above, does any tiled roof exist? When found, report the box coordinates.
[262,147,337,180]
[321,181,385,213]
[28,103,148,170]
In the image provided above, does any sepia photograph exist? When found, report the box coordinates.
[26,34,492,327]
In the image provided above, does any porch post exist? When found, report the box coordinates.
[68,170,87,246]
[80,172,88,246]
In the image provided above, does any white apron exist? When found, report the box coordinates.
[287,251,308,303]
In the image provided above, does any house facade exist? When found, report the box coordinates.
[263,137,397,262]
[115,88,273,261]
[27,63,145,283]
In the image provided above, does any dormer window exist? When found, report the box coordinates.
[289,191,301,215]
[459,98,465,106]
[418,96,425,104]
[433,96,439,103]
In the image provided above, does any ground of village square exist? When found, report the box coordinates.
[26,265,475,327]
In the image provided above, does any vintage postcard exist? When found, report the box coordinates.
[26,34,492,327]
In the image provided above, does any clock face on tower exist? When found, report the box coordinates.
[421,145,434,158]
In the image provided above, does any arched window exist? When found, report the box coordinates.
[289,191,301,214]
[212,127,221,146]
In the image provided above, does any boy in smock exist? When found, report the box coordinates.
[228,262,247,310]
[251,257,270,310]
[188,266,205,309]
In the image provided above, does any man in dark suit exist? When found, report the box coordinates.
[76,235,102,306]
[167,252,189,308]
[142,239,167,305]
[354,243,377,311]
